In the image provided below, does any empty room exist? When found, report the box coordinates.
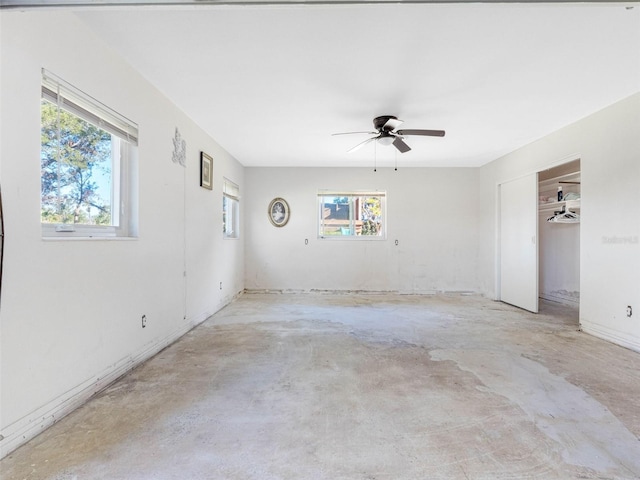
[1,0,639,479]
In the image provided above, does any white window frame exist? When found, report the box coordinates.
[223,177,240,239]
[40,69,138,239]
[317,191,387,240]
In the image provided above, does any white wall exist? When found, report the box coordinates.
[478,93,640,351]
[245,167,479,294]
[0,11,244,457]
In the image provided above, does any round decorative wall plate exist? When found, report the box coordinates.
[268,197,290,227]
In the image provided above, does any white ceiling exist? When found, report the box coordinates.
[74,3,640,167]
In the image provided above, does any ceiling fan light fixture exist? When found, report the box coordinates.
[377,134,394,146]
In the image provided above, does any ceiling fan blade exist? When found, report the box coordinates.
[348,137,377,153]
[392,137,411,153]
[396,129,445,137]
[332,131,377,136]
[383,118,404,131]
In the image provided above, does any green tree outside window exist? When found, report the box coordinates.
[41,100,113,225]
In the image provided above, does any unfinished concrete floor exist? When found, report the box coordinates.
[3,293,640,480]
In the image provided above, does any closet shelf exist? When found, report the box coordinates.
[538,170,580,190]
[538,199,581,213]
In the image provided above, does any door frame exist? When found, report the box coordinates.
[495,153,582,312]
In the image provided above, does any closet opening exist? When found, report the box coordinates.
[537,159,580,323]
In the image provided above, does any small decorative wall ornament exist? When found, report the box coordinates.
[268,197,290,227]
[200,152,213,190]
[172,127,186,167]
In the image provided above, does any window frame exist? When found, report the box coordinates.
[223,177,240,240]
[40,69,138,239]
[317,191,387,240]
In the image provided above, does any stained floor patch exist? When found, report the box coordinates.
[430,348,640,477]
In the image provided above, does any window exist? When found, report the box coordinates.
[318,191,386,239]
[40,69,138,238]
[223,178,239,239]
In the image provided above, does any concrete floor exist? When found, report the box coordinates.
[3,293,640,480]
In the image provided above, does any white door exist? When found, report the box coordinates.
[500,174,538,313]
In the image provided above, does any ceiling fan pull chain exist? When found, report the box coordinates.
[374,141,377,172]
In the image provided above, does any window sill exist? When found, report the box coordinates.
[318,236,386,241]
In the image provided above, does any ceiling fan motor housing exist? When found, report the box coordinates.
[373,115,398,132]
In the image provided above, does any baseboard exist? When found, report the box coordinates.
[581,321,640,354]
[244,288,477,296]
[0,292,242,459]
[540,291,579,307]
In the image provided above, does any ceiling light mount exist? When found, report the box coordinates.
[373,115,398,132]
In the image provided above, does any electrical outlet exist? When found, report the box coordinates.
[627,306,633,318]
[142,315,147,328]
[219,282,223,290]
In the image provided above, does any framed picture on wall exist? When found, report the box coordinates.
[200,152,213,190]
[268,197,290,227]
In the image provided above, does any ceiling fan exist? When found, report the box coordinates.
[333,115,444,153]
[333,115,445,153]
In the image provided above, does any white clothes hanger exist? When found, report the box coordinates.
[547,206,580,223]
